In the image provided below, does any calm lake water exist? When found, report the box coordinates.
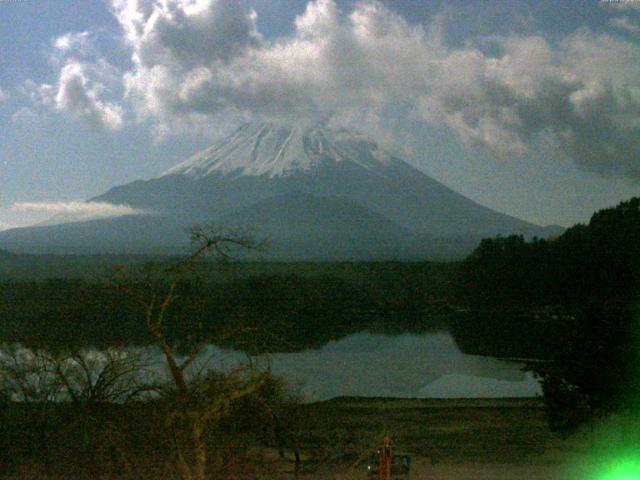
[3,332,541,402]
[181,331,541,401]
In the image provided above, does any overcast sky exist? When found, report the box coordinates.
[1,0,639,229]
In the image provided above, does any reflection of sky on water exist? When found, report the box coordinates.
[2,332,541,402]
[189,332,541,402]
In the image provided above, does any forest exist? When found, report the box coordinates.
[0,259,460,353]
[1,197,640,477]
[460,197,640,432]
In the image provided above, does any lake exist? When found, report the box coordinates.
[1,331,542,402]
[183,331,542,401]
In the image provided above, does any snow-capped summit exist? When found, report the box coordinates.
[0,122,562,258]
[162,122,396,179]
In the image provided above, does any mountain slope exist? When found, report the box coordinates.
[220,191,421,260]
[0,122,560,258]
[0,214,187,255]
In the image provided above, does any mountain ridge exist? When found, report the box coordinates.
[162,122,396,180]
[0,122,562,258]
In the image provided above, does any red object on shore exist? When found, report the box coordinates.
[377,435,393,480]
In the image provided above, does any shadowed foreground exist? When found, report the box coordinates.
[2,397,599,479]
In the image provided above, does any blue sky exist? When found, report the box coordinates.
[1,0,639,229]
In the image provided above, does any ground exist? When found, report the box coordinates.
[1,397,621,479]
[280,397,615,480]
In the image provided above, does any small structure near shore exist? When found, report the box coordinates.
[366,436,411,479]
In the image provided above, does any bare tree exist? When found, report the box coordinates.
[52,348,154,404]
[0,345,63,403]
[0,345,152,404]
[127,226,273,480]
[0,344,155,478]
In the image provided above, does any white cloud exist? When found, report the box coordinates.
[25,28,124,130]
[10,201,149,225]
[602,1,640,11]
[53,60,124,130]
[117,0,445,128]
[609,15,640,33]
[107,0,640,178]
[21,79,54,109]
[53,31,93,54]
[113,0,260,66]
[0,87,6,104]
[12,201,146,215]
[28,59,124,130]
[26,0,640,179]
[113,0,262,130]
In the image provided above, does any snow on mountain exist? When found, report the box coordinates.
[162,122,396,179]
[0,121,562,257]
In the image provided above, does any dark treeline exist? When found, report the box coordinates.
[460,199,640,308]
[457,197,640,432]
[0,262,460,354]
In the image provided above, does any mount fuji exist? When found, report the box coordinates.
[0,122,560,259]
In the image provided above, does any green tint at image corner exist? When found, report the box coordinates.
[592,457,640,480]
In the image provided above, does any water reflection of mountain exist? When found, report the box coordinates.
[185,332,542,402]
[3,332,541,402]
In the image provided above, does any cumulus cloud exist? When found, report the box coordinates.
[28,58,124,130]
[53,60,124,130]
[412,30,640,177]
[112,0,261,130]
[26,0,640,178]
[11,201,149,224]
[26,29,125,130]
[0,87,6,104]
[116,0,443,128]
[107,0,640,178]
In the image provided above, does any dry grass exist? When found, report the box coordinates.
[277,397,600,480]
[2,397,603,480]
